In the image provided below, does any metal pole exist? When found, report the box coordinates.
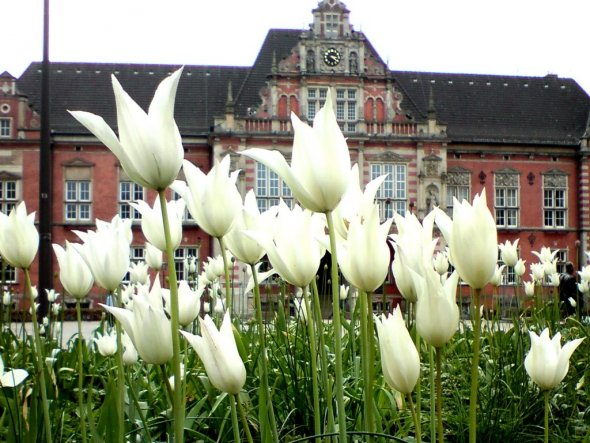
[38,0,52,319]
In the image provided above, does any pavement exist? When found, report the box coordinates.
[10,321,102,346]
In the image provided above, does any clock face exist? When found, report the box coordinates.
[323,48,341,67]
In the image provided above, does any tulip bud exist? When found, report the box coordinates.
[0,202,39,269]
[376,308,420,394]
[524,280,535,297]
[514,259,526,277]
[498,239,519,267]
[94,332,117,357]
[145,242,163,271]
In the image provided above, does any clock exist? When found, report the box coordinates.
[323,48,341,67]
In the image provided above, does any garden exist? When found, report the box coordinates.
[0,67,588,443]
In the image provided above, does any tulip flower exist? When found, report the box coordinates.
[336,204,393,292]
[514,259,527,277]
[97,215,133,244]
[339,284,349,301]
[241,90,350,213]
[69,68,184,190]
[121,333,138,365]
[376,308,420,394]
[129,262,149,285]
[244,263,277,295]
[525,328,584,390]
[245,201,326,288]
[224,190,278,265]
[293,295,309,323]
[0,355,28,388]
[74,221,130,293]
[489,264,506,287]
[163,280,202,327]
[102,278,173,364]
[411,268,460,348]
[45,289,59,303]
[332,163,386,239]
[498,239,520,267]
[172,156,241,238]
[181,311,246,395]
[145,242,163,271]
[203,255,226,283]
[391,250,418,303]
[524,280,536,297]
[0,201,39,269]
[130,197,184,252]
[532,247,559,264]
[447,190,497,289]
[52,241,94,299]
[530,263,545,283]
[433,251,449,276]
[548,273,560,287]
[577,279,589,294]
[94,332,117,357]
[2,291,11,307]
[51,303,61,316]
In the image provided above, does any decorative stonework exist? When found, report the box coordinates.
[422,154,442,177]
[494,170,519,187]
[446,170,470,186]
[542,169,567,188]
[370,150,409,163]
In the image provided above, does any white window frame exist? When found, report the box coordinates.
[543,174,567,229]
[371,163,407,219]
[0,179,18,215]
[64,180,91,222]
[0,118,11,138]
[494,173,519,228]
[0,258,17,284]
[118,181,145,221]
[255,162,293,212]
[324,13,340,38]
[174,246,199,282]
[307,87,357,133]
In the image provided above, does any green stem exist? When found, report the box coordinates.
[250,264,279,443]
[218,236,232,313]
[302,286,321,441]
[115,288,125,443]
[236,393,254,443]
[126,371,154,443]
[326,210,347,443]
[311,277,335,438]
[407,394,421,443]
[75,300,88,443]
[24,269,53,443]
[157,189,184,443]
[435,347,444,443]
[230,393,241,443]
[469,287,482,443]
[358,289,375,441]
[544,390,549,443]
[429,346,436,442]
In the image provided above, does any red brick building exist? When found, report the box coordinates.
[2,0,590,313]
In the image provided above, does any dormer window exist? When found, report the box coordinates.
[0,118,11,138]
[325,13,340,38]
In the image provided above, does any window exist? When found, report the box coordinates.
[497,251,516,285]
[446,170,470,214]
[119,181,145,220]
[543,173,567,228]
[494,172,519,228]
[324,13,340,38]
[371,163,407,218]
[65,180,91,222]
[0,258,17,284]
[122,246,145,284]
[174,247,199,281]
[0,179,17,214]
[307,87,357,132]
[0,118,10,138]
[255,162,293,212]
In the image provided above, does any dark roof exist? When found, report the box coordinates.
[17,62,250,134]
[234,29,302,116]
[14,28,590,146]
[393,71,590,145]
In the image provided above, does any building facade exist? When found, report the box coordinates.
[2,0,590,312]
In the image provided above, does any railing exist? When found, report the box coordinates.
[243,118,292,133]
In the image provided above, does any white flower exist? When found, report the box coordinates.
[163,280,202,327]
[69,68,184,190]
[532,247,558,264]
[94,332,117,357]
[514,259,527,277]
[53,241,94,299]
[525,328,584,390]
[339,284,349,301]
[0,202,39,269]
[129,261,149,285]
[489,265,506,287]
[498,239,519,267]
[241,89,350,213]
[181,311,247,394]
[130,197,184,252]
[376,308,420,394]
[172,156,242,238]
[2,291,12,307]
[524,280,535,297]
[145,242,163,271]
[433,251,449,276]
[45,289,60,303]
[0,355,28,388]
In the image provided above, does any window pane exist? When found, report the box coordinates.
[79,182,90,201]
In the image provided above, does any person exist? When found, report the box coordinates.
[558,262,583,318]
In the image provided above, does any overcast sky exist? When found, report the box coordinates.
[4,0,590,95]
